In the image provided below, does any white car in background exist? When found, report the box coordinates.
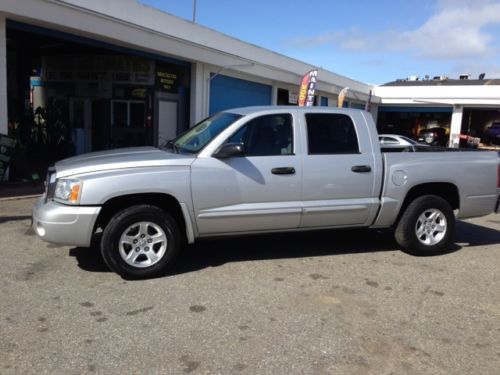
[379,134,428,150]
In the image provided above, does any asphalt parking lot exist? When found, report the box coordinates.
[1,197,499,374]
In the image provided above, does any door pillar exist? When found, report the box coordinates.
[449,105,463,148]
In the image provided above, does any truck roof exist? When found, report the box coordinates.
[222,105,368,116]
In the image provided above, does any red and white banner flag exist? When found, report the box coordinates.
[298,70,318,107]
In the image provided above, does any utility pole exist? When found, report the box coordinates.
[192,0,197,23]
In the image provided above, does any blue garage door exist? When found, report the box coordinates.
[209,74,272,114]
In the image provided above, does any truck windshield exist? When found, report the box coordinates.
[161,112,242,154]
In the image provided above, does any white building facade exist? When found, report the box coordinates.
[374,80,500,147]
[0,0,498,169]
[0,0,375,155]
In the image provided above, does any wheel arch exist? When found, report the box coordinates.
[397,182,460,224]
[96,193,193,243]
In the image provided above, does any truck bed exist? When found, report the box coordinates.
[373,149,499,227]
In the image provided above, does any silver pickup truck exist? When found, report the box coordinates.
[32,107,500,278]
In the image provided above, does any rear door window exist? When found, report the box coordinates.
[305,113,359,154]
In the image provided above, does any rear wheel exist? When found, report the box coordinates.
[395,195,455,255]
[101,205,181,278]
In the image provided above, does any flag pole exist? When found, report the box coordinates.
[192,0,197,23]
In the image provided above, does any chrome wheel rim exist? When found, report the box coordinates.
[119,221,167,268]
[415,209,447,246]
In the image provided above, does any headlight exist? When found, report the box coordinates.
[54,178,82,204]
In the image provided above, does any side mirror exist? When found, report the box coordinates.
[213,143,245,158]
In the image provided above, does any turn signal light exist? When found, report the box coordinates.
[70,184,80,203]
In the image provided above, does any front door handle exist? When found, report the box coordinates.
[351,165,372,173]
[271,167,296,175]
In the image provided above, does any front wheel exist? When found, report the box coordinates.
[395,195,455,255]
[101,205,181,278]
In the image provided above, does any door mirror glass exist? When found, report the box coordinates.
[213,143,245,158]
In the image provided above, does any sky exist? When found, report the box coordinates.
[140,0,500,85]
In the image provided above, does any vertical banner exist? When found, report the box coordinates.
[298,70,318,107]
[364,89,372,112]
[337,87,349,108]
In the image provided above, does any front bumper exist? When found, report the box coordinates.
[32,197,101,247]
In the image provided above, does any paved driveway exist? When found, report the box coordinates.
[1,197,499,374]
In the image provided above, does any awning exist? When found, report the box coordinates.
[378,106,453,113]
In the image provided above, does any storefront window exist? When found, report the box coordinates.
[112,101,145,128]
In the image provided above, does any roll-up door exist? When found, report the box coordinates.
[209,74,272,114]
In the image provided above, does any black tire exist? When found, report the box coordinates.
[101,205,181,279]
[395,195,455,256]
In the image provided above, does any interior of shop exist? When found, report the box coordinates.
[376,107,452,140]
[6,21,190,180]
[377,106,500,147]
[461,108,500,143]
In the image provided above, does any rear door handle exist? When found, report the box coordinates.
[351,165,372,173]
[271,167,296,175]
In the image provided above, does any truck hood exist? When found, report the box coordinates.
[55,147,195,178]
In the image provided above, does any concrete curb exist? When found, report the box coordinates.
[0,194,42,202]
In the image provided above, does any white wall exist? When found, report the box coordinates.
[0,0,377,124]
[449,105,463,148]
[373,85,500,106]
[190,62,204,125]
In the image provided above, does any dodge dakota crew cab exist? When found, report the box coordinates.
[32,107,500,278]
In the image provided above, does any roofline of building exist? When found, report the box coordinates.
[0,0,373,99]
[134,1,372,89]
[381,78,500,87]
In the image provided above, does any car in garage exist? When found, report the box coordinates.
[379,134,428,151]
[417,127,448,147]
[484,122,500,145]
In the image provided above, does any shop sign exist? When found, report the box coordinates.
[113,86,149,99]
[131,88,147,98]
[74,74,112,98]
[156,70,179,92]
[289,91,298,104]
[42,55,154,85]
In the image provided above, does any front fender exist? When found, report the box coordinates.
[77,167,192,206]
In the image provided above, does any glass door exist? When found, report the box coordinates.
[111,100,146,148]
